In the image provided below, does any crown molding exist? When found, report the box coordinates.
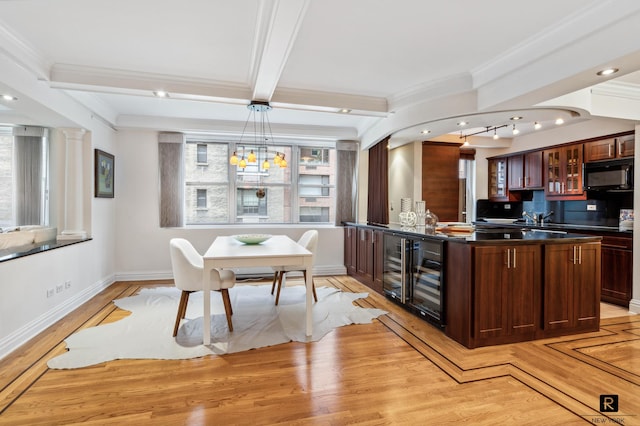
[0,19,50,81]
[591,80,640,100]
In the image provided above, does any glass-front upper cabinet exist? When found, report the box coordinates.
[544,144,585,200]
[488,158,509,201]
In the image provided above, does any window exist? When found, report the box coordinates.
[181,140,336,225]
[196,189,207,208]
[196,144,207,164]
[0,126,49,229]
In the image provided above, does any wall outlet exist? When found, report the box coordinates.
[56,284,64,293]
[587,205,597,211]
[46,288,55,298]
[64,280,71,289]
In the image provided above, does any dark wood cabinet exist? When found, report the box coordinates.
[544,242,600,332]
[473,245,540,341]
[544,144,586,200]
[356,227,374,283]
[617,134,635,157]
[344,226,357,276]
[584,134,635,162]
[508,151,543,190]
[372,230,385,294]
[599,235,632,306]
[344,225,384,294]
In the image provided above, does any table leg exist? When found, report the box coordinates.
[203,267,211,346]
[305,264,312,337]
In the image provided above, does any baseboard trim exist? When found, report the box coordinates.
[629,298,640,314]
[0,275,115,361]
[115,265,347,283]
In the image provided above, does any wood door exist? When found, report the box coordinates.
[507,245,540,335]
[584,138,615,162]
[508,155,524,190]
[344,226,357,275]
[573,243,600,327]
[473,246,509,339]
[372,230,385,294]
[617,135,635,157]
[422,143,461,221]
[356,228,374,284]
[600,237,633,306]
[524,151,543,188]
[544,244,574,330]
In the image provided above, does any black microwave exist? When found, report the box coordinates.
[583,158,633,191]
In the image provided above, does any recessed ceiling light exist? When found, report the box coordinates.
[153,90,169,98]
[457,121,468,126]
[1,94,17,101]
[339,108,351,114]
[534,122,542,130]
[597,68,619,76]
[555,118,564,125]
[510,116,523,121]
[421,129,431,134]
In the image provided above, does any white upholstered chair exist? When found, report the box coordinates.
[170,238,236,336]
[270,230,318,305]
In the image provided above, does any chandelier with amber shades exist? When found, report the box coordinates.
[229,100,287,167]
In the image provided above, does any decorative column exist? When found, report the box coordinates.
[58,128,88,240]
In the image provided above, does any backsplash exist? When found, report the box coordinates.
[523,190,633,227]
[478,190,633,227]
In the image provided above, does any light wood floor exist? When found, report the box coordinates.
[0,276,638,425]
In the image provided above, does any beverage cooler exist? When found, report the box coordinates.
[382,233,445,328]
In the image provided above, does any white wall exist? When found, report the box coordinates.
[0,122,117,359]
[114,129,345,281]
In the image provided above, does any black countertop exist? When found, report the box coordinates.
[474,220,632,237]
[343,222,602,244]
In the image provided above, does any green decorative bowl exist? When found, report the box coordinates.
[232,234,272,245]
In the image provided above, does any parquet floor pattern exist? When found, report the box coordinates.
[0,276,638,425]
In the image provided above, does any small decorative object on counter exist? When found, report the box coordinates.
[425,209,439,232]
[415,201,426,226]
[619,209,633,231]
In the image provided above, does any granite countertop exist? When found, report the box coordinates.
[474,220,633,236]
[343,222,602,244]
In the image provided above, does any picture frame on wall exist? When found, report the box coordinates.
[94,149,115,198]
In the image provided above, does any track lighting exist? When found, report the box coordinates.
[512,124,519,135]
[534,122,542,130]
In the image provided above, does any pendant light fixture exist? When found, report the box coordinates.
[229,100,287,170]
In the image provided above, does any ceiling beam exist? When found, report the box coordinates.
[250,0,310,102]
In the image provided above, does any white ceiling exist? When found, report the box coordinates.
[1,0,640,149]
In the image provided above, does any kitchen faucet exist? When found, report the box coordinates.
[522,211,536,224]
[539,211,554,225]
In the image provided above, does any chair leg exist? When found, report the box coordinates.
[271,271,279,295]
[274,271,285,305]
[303,271,318,302]
[220,289,234,332]
[173,290,190,337]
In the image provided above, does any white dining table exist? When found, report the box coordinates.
[201,235,313,345]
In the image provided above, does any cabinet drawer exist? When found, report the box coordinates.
[601,235,632,250]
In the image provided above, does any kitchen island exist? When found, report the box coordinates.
[343,222,602,349]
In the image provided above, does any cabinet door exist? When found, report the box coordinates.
[573,243,600,328]
[344,226,357,275]
[544,243,600,330]
[617,135,635,158]
[584,138,615,162]
[372,230,385,294]
[356,228,374,283]
[473,246,509,338]
[507,245,540,335]
[488,158,510,201]
[601,240,633,305]
[508,155,524,190]
[544,145,585,199]
[524,151,543,188]
[544,244,574,330]
[544,149,563,196]
[564,144,584,196]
